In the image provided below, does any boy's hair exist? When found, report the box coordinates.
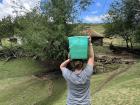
[72,60,84,70]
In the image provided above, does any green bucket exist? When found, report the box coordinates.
[68,36,89,60]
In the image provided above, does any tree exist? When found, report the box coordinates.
[135,25,140,42]
[44,0,94,35]
[14,0,94,60]
[134,2,140,42]
[0,16,14,45]
[104,0,140,48]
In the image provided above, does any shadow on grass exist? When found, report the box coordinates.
[34,78,67,105]
[0,58,48,80]
[0,78,48,103]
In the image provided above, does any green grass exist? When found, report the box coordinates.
[0,58,67,105]
[103,37,126,46]
[91,62,140,105]
[93,45,112,54]
[0,58,140,105]
[78,24,105,34]
[90,24,105,34]
[0,58,46,79]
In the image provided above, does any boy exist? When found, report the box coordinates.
[60,36,94,105]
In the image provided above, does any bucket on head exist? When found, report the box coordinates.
[68,36,89,60]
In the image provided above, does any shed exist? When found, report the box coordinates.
[81,29,104,46]
[91,30,104,46]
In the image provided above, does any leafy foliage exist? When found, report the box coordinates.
[135,26,140,42]
[14,11,61,60]
[13,0,94,60]
[0,16,14,44]
[104,0,140,48]
[0,0,93,60]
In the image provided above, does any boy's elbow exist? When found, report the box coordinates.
[60,65,62,69]
[60,64,62,69]
[60,65,65,70]
[88,57,94,66]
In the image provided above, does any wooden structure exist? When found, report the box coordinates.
[90,30,104,46]
[82,29,104,46]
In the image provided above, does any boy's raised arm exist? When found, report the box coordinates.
[87,36,95,67]
[60,59,70,70]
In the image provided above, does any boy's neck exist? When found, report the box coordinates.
[74,69,82,74]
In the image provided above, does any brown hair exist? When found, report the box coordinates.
[73,60,84,70]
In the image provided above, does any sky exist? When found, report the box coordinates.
[0,0,115,23]
[81,0,115,23]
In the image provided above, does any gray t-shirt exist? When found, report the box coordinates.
[61,64,93,105]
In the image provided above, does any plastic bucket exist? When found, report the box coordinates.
[68,36,88,60]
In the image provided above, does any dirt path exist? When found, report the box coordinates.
[93,64,133,94]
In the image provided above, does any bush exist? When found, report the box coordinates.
[14,14,69,61]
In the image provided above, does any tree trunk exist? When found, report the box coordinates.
[130,39,133,49]
[125,39,129,48]
[0,39,2,46]
[123,32,130,49]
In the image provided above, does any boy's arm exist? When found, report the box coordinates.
[60,59,70,70]
[87,36,95,67]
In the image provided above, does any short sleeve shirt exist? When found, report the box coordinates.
[61,64,93,105]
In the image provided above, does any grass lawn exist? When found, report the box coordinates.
[0,58,140,105]
[90,24,105,34]
[91,63,140,105]
[93,45,112,54]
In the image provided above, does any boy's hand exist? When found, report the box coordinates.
[68,53,70,59]
[88,36,92,43]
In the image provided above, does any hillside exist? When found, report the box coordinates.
[90,24,105,34]
[0,58,139,105]
[82,24,105,34]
